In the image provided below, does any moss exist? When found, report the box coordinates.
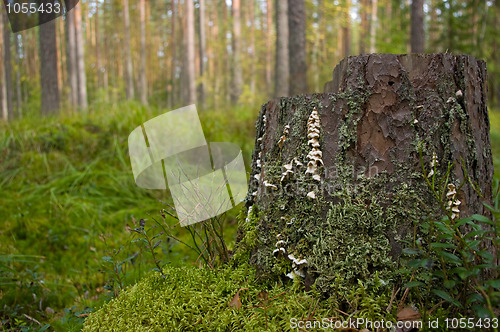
[83,263,397,332]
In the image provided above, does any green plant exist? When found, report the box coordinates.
[400,146,499,320]
[155,205,230,268]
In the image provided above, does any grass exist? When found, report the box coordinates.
[0,101,260,330]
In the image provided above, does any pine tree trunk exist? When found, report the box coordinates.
[0,12,8,121]
[231,0,243,104]
[241,53,493,292]
[369,0,377,53]
[139,0,148,105]
[66,6,78,107]
[411,0,425,53]
[74,2,88,109]
[3,12,13,118]
[184,0,196,105]
[123,0,134,100]
[40,20,60,114]
[266,0,272,94]
[275,0,289,97]
[288,0,308,95]
[198,0,206,107]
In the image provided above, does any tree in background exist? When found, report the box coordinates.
[275,0,289,97]
[123,0,134,100]
[74,2,87,109]
[288,0,308,95]
[3,12,13,118]
[0,11,8,120]
[411,0,424,53]
[231,0,242,103]
[184,0,196,105]
[66,4,78,107]
[369,0,377,53]
[198,0,206,107]
[139,0,147,105]
[39,20,60,114]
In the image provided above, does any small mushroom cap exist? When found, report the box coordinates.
[307,191,316,199]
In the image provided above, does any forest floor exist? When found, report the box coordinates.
[0,103,499,330]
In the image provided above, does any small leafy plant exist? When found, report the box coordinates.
[400,147,499,319]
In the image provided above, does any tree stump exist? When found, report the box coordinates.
[238,54,493,293]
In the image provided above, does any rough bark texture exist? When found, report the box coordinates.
[288,0,308,95]
[238,53,493,294]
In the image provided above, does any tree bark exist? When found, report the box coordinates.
[231,0,243,104]
[40,20,60,114]
[342,0,351,57]
[241,53,493,292]
[0,12,8,121]
[3,12,13,119]
[198,0,206,107]
[411,0,425,53]
[123,0,134,100]
[360,0,369,54]
[369,0,377,53]
[266,0,273,94]
[275,0,289,97]
[74,2,88,109]
[184,0,196,105]
[288,0,308,95]
[66,6,78,107]
[139,0,148,105]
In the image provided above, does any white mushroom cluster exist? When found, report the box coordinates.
[446,183,461,220]
[272,234,287,257]
[278,125,290,149]
[280,158,304,183]
[245,205,254,223]
[427,152,438,178]
[252,115,267,197]
[286,254,308,279]
[305,108,323,182]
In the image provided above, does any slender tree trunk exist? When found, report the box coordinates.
[184,0,196,105]
[275,0,289,97]
[40,20,60,114]
[288,0,308,95]
[95,0,101,90]
[342,0,351,57]
[3,12,13,118]
[169,0,177,108]
[66,6,78,107]
[249,0,256,95]
[0,12,8,121]
[369,0,377,53]
[231,0,243,104]
[123,0,134,100]
[411,0,425,53]
[266,0,272,93]
[14,33,22,115]
[360,0,369,54]
[139,0,148,105]
[74,2,88,109]
[198,0,206,107]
